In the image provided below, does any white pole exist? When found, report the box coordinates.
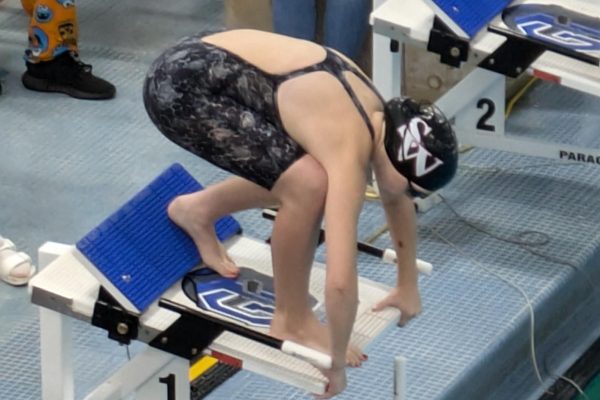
[394,355,407,400]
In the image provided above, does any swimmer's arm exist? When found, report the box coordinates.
[380,191,419,289]
[372,152,421,323]
[323,160,366,368]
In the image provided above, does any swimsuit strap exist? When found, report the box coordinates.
[198,40,384,138]
[276,48,384,138]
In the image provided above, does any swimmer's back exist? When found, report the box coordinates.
[201,29,330,76]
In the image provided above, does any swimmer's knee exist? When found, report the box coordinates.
[275,156,327,206]
[300,159,328,200]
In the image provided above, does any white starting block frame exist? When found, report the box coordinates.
[371,0,600,166]
[30,236,405,400]
[33,242,191,400]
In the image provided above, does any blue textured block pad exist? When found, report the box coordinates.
[76,163,242,312]
[431,0,513,37]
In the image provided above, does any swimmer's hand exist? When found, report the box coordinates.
[314,366,347,399]
[372,284,422,327]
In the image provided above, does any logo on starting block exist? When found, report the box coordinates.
[504,5,600,53]
[516,17,600,52]
[183,267,320,328]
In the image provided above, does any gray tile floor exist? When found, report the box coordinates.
[1,1,600,399]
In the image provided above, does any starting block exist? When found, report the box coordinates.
[29,164,403,400]
[371,0,600,166]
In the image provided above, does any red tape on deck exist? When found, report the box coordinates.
[210,350,243,369]
[533,69,561,84]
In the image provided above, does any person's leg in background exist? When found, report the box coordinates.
[272,0,317,41]
[323,0,371,60]
[20,0,115,100]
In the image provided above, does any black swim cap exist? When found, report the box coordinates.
[384,97,458,193]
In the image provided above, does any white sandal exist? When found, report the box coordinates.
[0,237,36,286]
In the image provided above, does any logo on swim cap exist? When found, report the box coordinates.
[384,97,458,192]
[394,117,444,178]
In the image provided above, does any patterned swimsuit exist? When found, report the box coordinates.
[143,32,383,189]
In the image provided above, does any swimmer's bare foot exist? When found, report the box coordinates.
[270,313,366,367]
[167,194,239,278]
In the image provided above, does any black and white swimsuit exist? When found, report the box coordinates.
[143,32,383,189]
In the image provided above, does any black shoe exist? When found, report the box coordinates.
[22,52,116,100]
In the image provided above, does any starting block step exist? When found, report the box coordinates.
[75,163,241,313]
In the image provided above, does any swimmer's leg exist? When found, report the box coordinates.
[168,176,277,278]
[269,155,325,316]
[268,155,365,367]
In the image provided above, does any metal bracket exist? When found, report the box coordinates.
[480,28,546,78]
[91,287,139,345]
[482,24,599,78]
[149,300,225,361]
[427,17,469,68]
